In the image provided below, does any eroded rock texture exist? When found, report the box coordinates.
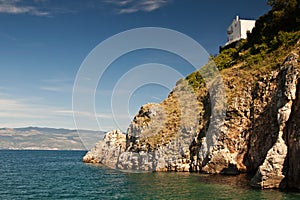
[83,47,300,190]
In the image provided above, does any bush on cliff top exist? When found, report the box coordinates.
[186,0,300,91]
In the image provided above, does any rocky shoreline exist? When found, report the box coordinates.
[84,46,300,190]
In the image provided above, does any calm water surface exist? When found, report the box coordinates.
[0,150,299,199]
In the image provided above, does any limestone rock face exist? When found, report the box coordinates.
[250,138,288,189]
[83,45,300,190]
[118,81,200,172]
[287,80,300,190]
[250,53,299,189]
[83,129,126,168]
[285,53,300,190]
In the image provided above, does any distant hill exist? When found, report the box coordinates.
[0,127,105,150]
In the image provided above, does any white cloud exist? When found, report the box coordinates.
[104,0,171,14]
[42,77,73,83]
[0,0,50,16]
[0,0,172,16]
[55,109,129,120]
[0,97,56,118]
[40,86,64,92]
[0,95,72,128]
[151,96,162,101]
[0,94,130,130]
[40,77,74,92]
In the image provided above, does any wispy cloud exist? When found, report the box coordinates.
[0,86,8,91]
[0,32,17,41]
[42,77,73,83]
[55,109,129,120]
[40,77,73,92]
[104,0,171,14]
[0,94,130,130]
[0,96,58,116]
[0,90,71,129]
[0,0,172,16]
[0,0,50,16]
[40,86,64,92]
[151,96,162,101]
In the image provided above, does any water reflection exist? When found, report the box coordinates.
[123,172,299,200]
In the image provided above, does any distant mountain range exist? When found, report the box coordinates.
[0,127,105,150]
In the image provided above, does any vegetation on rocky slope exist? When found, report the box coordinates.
[188,0,300,90]
[84,0,300,190]
[131,0,300,153]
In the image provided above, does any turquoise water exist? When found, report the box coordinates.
[0,150,299,199]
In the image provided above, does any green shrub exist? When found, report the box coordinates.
[186,71,203,90]
[214,48,238,70]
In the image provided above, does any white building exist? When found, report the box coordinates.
[225,16,256,46]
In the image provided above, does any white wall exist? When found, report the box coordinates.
[240,20,256,39]
[226,16,255,46]
[226,17,241,45]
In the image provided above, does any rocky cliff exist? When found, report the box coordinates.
[83,40,300,189]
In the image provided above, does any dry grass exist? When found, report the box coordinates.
[128,37,300,150]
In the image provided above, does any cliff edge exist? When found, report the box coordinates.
[84,2,300,189]
[84,44,300,189]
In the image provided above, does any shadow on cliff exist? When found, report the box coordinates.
[282,79,300,189]
[244,73,280,174]
[189,92,211,172]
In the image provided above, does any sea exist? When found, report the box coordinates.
[0,150,299,200]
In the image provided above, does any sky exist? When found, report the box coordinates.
[0,0,270,132]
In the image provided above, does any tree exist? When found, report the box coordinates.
[247,0,300,46]
[267,0,298,10]
[267,0,299,31]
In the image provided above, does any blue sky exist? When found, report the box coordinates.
[0,0,270,131]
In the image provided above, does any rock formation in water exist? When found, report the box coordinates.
[83,129,126,167]
[84,41,300,189]
[84,2,300,187]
